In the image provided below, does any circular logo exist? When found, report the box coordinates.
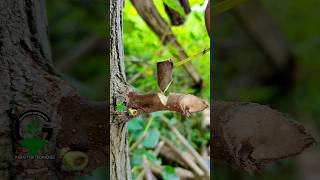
[13,110,53,156]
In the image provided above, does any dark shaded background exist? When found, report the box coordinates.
[47,0,107,101]
[213,0,320,179]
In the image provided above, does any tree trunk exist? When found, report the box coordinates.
[0,0,70,178]
[0,0,108,179]
[110,0,131,179]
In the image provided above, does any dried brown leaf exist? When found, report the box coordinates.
[157,59,173,93]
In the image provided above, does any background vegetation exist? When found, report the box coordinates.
[124,1,210,179]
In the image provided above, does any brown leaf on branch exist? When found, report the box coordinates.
[212,101,315,173]
[157,59,173,93]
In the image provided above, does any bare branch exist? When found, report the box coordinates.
[127,92,208,117]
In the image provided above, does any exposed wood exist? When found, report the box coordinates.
[127,92,208,117]
[130,0,203,88]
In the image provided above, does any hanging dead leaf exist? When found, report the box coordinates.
[157,59,173,93]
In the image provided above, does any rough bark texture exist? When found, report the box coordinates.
[110,0,131,179]
[130,0,203,88]
[0,0,108,179]
[0,0,70,178]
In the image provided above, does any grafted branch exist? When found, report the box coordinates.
[127,92,208,117]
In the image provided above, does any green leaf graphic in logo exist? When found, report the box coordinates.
[19,119,48,155]
[116,98,126,111]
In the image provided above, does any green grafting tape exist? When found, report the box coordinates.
[213,0,249,16]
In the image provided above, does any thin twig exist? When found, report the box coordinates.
[160,115,210,178]
[160,137,205,177]
[136,141,164,180]
[142,156,153,180]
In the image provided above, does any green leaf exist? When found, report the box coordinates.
[145,151,161,165]
[142,129,160,148]
[131,149,147,167]
[128,118,143,131]
[20,137,48,156]
[27,119,41,137]
[163,0,186,17]
[161,166,179,180]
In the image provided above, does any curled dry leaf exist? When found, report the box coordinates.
[212,101,315,173]
[157,59,173,93]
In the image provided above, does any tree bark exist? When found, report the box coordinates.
[110,0,131,179]
[0,0,108,179]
